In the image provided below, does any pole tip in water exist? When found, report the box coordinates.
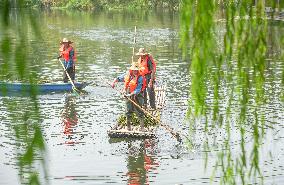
[176,134,182,143]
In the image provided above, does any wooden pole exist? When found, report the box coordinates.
[132,26,137,63]
[58,59,80,94]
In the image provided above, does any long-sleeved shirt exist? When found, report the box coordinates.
[117,73,143,95]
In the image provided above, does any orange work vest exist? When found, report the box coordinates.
[59,45,76,62]
[138,55,156,76]
[124,73,146,93]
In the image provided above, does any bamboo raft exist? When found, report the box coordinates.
[108,84,166,139]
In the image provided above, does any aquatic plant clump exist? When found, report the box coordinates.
[117,114,159,127]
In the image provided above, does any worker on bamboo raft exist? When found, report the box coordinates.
[57,38,76,83]
[136,48,156,110]
[111,62,147,131]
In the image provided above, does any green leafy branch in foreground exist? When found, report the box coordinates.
[181,0,283,184]
[0,0,47,184]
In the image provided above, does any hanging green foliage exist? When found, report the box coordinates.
[0,0,47,185]
[181,0,283,184]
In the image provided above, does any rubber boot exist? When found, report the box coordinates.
[139,117,145,132]
[126,117,131,131]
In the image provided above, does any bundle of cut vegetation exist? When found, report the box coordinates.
[117,114,159,127]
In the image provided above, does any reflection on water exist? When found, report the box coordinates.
[126,139,159,185]
[61,95,80,145]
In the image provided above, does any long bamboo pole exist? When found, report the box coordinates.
[132,26,137,63]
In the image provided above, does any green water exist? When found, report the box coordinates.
[0,9,283,185]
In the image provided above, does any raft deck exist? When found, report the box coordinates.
[108,84,166,138]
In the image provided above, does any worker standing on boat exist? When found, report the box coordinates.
[58,38,76,83]
[136,48,156,110]
[111,62,147,131]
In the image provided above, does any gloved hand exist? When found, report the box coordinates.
[111,79,118,88]
[111,82,115,88]
[57,55,62,59]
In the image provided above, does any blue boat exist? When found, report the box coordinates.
[0,82,88,93]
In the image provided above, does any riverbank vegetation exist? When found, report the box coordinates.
[3,0,284,11]
[10,0,180,10]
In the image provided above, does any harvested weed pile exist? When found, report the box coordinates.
[117,113,159,127]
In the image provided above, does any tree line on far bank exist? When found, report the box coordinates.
[12,0,180,10]
[6,0,284,11]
